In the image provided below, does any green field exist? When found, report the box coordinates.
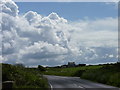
[44,65,102,76]
[44,63,120,88]
[2,63,49,89]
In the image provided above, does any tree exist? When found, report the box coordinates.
[14,63,25,68]
[38,65,46,71]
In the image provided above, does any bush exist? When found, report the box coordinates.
[38,65,46,71]
[108,72,120,87]
[73,70,85,77]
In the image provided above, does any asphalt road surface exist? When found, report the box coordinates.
[44,75,119,90]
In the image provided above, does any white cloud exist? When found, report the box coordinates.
[24,11,42,25]
[65,18,118,48]
[1,0,118,66]
[1,0,19,16]
[19,42,68,58]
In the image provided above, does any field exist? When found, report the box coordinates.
[2,63,49,89]
[44,63,120,88]
[44,65,102,76]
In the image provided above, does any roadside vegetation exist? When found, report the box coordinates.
[2,63,120,88]
[0,63,2,82]
[44,63,120,88]
[2,63,49,89]
[80,63,120,87]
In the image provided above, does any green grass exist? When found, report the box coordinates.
[44,63,120,88]
[2,63,49,89]
[80,63,120,87]
[44,65,102,76]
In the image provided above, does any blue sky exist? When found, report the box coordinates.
[16,2,117,21]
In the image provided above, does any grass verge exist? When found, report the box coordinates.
[2,63,49,89]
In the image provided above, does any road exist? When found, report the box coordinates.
[44,75,119,90]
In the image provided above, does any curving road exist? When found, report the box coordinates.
[44,75,119,90]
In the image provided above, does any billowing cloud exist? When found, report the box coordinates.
[1,0,19,17]
[1,0,118,66]
[24,11,42,24]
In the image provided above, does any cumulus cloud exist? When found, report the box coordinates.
[1,0,19,17]
[1,0,118,66]
[24,11,42,25]
[19,42,68,59]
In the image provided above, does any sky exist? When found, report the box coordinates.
[16,2,118,21]
[0,0,118,66]
[13,0,119,2]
